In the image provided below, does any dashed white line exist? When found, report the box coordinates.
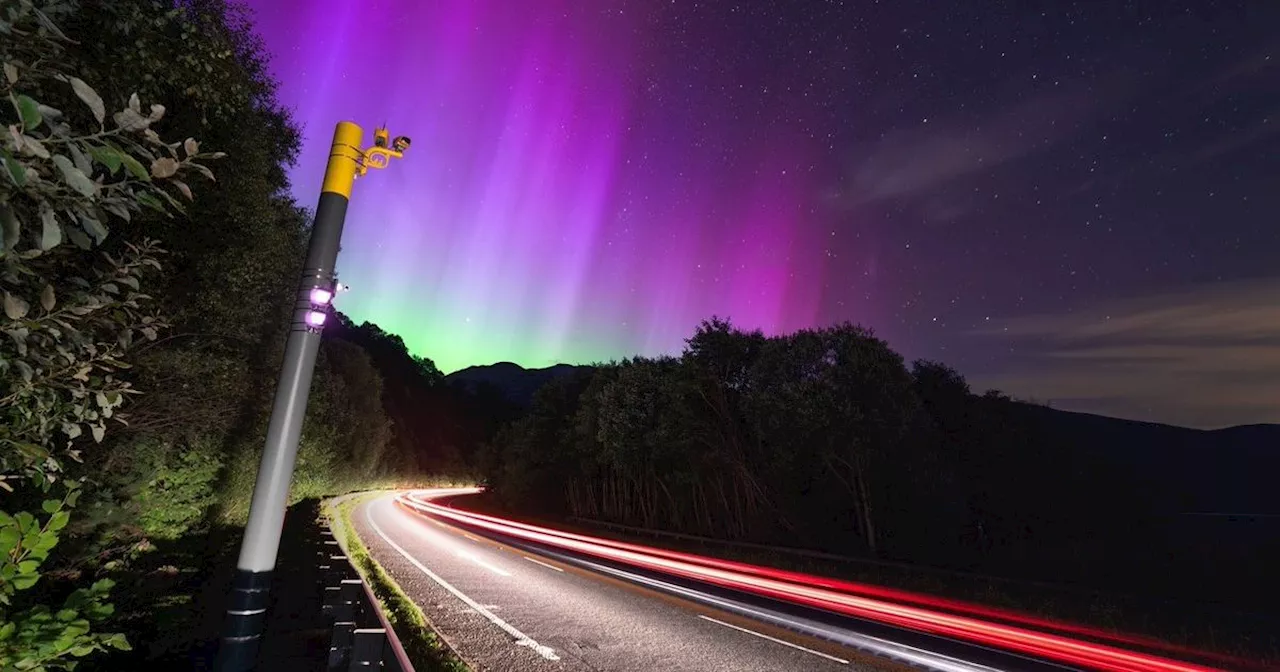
[698,615,849,665]
[522,555,565,572]
[456,548,511,576]
[365,500,559,661]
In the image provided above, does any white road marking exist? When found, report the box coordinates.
[366,500,559,661]
[699,615,849,664]
[456,548,511,576]
[522,555,565,572]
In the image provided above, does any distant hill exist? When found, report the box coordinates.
[1014,404,1280,515]
[445,362,595,407]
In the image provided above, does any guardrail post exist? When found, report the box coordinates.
[328,621,355,670]
[348,628,387,670]
[322,585,341,616]
[332,579,363,622]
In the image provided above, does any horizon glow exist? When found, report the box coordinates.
[245,0,848,373]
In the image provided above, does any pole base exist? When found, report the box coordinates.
[212,568,274,672]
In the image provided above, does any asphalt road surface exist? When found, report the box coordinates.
[352,493,1052,672]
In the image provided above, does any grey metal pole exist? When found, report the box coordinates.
[214,121,365,672]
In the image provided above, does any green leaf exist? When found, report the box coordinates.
[0,527,19,553]
[81,213,108,245]
[42,499,60,514]
[48,511,70,532]
[1,148,27,186]
[188,162,215,182]
[106,633,131,650]
[6,326,28,356]
[52,155,97,197]
[113,145,149,181]
[67,227,91,250]
[21,135,49,159]
[15,511,36,532]
[87,145,122,174]
[4,290,29,319]
[91,424,105,443]
[69,77,105,125]
[15,442,49,461]
[70,142,93,175]
[40,207,61,250]
[135,191,165,214]
[40,284,55,311]
[14,94,42,130]
[12,573,39,590]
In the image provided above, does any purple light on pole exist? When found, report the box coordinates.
[304,310,327,328]
[310,287,334,306]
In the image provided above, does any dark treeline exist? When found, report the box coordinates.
[482,318,1274,611]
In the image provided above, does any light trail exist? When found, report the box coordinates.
[407,490,1238,666]
[397,489,1230,672]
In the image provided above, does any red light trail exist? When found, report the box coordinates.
[396,489,1240,672]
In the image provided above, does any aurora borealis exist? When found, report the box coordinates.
[245,1,1279,426]
[247,0,831,373]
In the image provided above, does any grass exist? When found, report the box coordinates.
[324,491,469,672]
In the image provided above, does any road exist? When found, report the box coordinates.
[352,491,1231,672]
[352,492,1067,672]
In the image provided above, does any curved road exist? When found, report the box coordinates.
[352,493,1062,672]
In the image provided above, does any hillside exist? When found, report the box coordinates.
[445,362,595,406]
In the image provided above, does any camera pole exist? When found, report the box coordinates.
[213,121,407,671]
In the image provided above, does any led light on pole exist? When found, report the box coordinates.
[305,286,334,333]
[309,286,334,306]
[214,123,408,672]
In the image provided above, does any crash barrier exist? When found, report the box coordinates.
[318,523,414,671]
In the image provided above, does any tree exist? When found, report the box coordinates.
[745,325,916,554]
[2,0,218,665]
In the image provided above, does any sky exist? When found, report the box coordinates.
[244,0,1279,429]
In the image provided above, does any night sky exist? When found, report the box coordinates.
[244,1,1279,428]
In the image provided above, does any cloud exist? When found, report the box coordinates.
[842,83,1108,205]
[968,279,1280,429]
